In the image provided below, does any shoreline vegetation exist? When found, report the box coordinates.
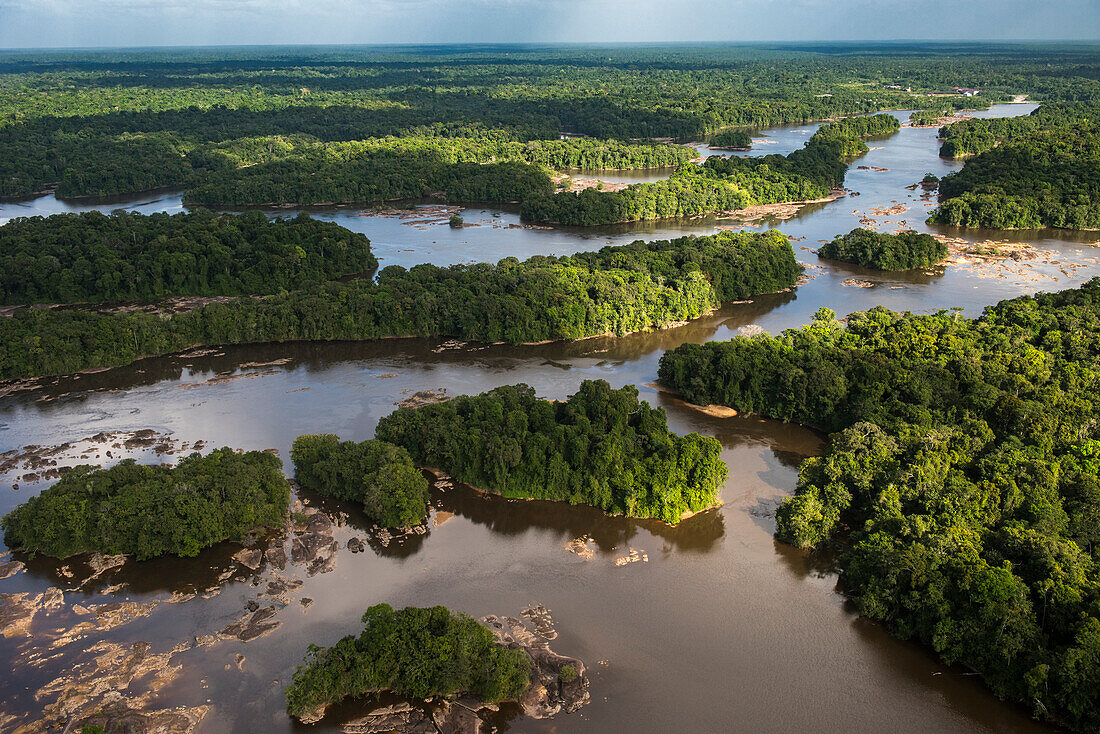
[0,229,800,380]
[657,279,1100,731]
[376,380,728,525]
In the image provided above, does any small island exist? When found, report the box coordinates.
[290,435,430,528]
[1,449,290,560]
[817,228,947,270]
[708,129,752,150]
[286,604,588,727]
[376,379,727,524]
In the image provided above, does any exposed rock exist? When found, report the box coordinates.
[432,701,482,734]
[738,324,765,337]
[614,548,648,566]
[342,702,435,733]
[35,639,207,732]
[347,537,366,553]
[265,537,288,571]
[84,552,127,582]
[47,600,159,649]
[220,605,281,642]
[0,560,24,580]
[395,388,450,409]
[292,511,338,576]
[565,536,596,561]
[481,611,590,720]
[262,574,304,606]
[232,546,263,571]
[0,592,43,637]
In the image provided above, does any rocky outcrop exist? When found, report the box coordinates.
[482,609,590,719]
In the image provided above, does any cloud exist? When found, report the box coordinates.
[0,0,1097,48]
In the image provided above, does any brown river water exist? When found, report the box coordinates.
[1,103,1096,733]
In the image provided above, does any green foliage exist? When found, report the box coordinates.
[0,229,799,379]
[0,210,375,305]
[559,664,578,683]
[1,449,290,560]
[285,604,530,720]
[709,129,752,149]
[376,380,727,524]
[817,228,948,270]
[658,279,1100,730]
[932,105,1100,229]
[290,434,430,528]
[449,215,463,228]
[521,115,897,225]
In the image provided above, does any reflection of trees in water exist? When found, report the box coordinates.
[434,484,725,555]
[14,534,247,595]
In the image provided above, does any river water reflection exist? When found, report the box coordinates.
[0,102,1089,732]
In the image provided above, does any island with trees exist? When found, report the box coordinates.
[657,279,1100,731]
[0,229,800,379]
[290,435,430,528]
[375,380,727,524]
[520,114,900,226]
[0,210,376,305]
[286,604,531,723]
[709,129,752,150]
[1,449,290,560]
[816,228,948,270]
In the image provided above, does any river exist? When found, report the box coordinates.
[0,102,1093,733]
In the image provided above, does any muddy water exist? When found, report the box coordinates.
[0,102,1090,733]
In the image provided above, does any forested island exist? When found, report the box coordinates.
[931,104,1100,229]
[817,228,948,270]
[286,604,531,723]
[520,114,900,225]
[708,129,752,150]
[0,210,376,305]
[375,380,727,524]
[657,279,1100,730]
[291,435,430,528]
[1,449,290,560]
[0,229,799,379]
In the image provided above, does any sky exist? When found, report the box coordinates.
[0,0,1098,49]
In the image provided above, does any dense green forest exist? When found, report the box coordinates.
[291,434,429,528]
[931,104,1100,229]
[375,380,727,524]
[286,604,530,720]
[520,115,898,225]
[709,129,752,149]
[817,228,948,270]
[2,449,290,560]
[657,280,1100,730]
[5,44,1089,201]
[0,229,799,379]
[182,136,698,207]
[0,210,375,305]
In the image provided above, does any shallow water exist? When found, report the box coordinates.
[0,102,1089,733]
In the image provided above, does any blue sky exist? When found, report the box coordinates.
[0,0,1097,49]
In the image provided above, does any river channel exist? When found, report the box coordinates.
[0,102,1094,733]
